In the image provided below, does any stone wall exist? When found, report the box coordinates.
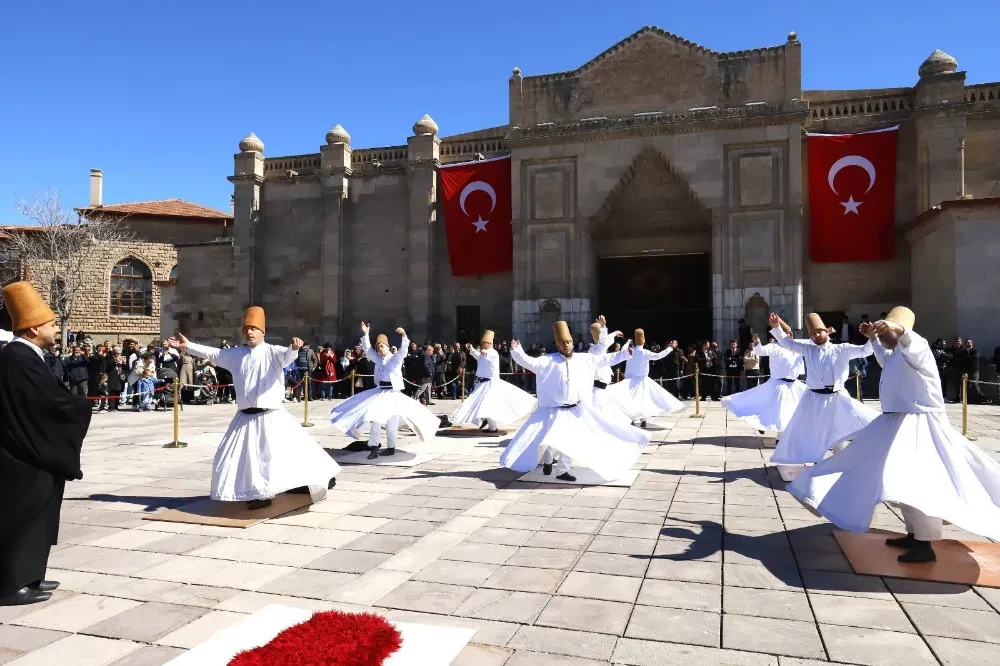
[172,240,244,344]
[965,116,1000,198]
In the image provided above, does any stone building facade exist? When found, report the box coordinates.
[173,27,1000,353]
[0,171,232,344]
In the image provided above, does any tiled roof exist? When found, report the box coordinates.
[78,199,232,221]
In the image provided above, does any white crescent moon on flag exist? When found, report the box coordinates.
[459,180,496,218]
[827,155,876,195]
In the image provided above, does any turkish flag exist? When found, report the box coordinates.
[807,128,898,262]
[439,156,513,276]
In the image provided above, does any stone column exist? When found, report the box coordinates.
[320,125,352,344]
[509,67,523,128]
[913,50,968,213]
[228,133,265,308]
[406,115,441,341]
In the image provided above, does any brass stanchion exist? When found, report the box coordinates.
[616,369,621,384]
[691,366,704,418]
[350,371,356,396]
[460,370,466,403]
[962,373,978,441]
[301,375,314,428]
[163,378,187,448]
[854,372,862,402]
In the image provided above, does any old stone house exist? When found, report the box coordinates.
[0,170,232,344]
[171,27,999,353]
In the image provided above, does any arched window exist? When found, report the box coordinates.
[110,258,152,317]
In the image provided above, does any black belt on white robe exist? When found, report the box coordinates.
[476,377,491,383]
[778,378,796,383]
[558,403,579,409]
[378,381,394,390]
[240,407,273,415]
[810,386,836,394]
[593,380,608,390]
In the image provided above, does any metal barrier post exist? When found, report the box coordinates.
[461,371,466,403]
[163,379,187,448]
[691,366,704,418]
[351,371,356,396]
[302,375,314,428]
[962,373,978,441]
[855,372,862,402]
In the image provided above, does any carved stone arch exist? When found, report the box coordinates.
[539,298,561,314]
[744,291,769,339]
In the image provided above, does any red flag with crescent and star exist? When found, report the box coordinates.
[807,127,898,262]
[439,155,513,276]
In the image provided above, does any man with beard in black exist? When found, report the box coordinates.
[697,341,721,401]
[0,282,91,606]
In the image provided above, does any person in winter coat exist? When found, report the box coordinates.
[63,345,90,398]
[316,344,338,399]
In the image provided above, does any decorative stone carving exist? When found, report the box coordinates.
[787,31,798,42]
[412,114,439,136]
[745,292,769,337]
[738,155,775,207]
[532,171,565,220]
[512,66,521,77]
[918,50,958,78]
[326,124,351,145]
[239,133,264,154]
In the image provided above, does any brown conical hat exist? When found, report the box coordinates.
[242,306,266,332]
[590,323,601,343]
[885,306,915,330]
[375,334,389,347]
[804,313,826,335]
[634,328,646,346]
[552,321,572,344]
[2,281,56,331]
[481,329,495,344]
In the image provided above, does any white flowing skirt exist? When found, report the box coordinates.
[450,378,536,427]
[587,386,635,428]
[607,376,685,420]
[500,404,650,481]
[722,378,807,432]
[330,387,439,443]
[789,412,1000,541]
[212,408,341,502]
[769,389,878,464]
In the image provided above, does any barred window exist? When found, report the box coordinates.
[109,258,152,317]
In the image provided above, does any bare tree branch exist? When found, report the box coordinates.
[1,189,134,345]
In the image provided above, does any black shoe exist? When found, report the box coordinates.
[480,420,488,430]
[0,587,52,606]
[367,448,379,460]
[898,541,936,563]
[247,499,272,510]
[542,463,552,476]
[28,580,59,592]
[556,472,577,482]
[885,533,918,549]
[640,420,647,428]
[758,430,766,435]
[379,448,395,457]
[328,477,337,489]
[285,486,310,495]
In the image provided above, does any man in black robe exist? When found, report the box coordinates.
[0,282,91,606]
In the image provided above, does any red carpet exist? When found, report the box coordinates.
[228,611,403,666]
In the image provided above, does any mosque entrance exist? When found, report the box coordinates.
[597,253,712,347]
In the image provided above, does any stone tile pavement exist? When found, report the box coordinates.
[2,397,999,665]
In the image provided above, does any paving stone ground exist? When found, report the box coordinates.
[2,396,999,665]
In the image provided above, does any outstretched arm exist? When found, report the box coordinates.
[171,333,228,370]
[509,341,545,372]
[394,328,409,361]
[646,346,672,361]
[599,340,633,368]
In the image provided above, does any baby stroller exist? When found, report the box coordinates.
[183,365,218,406]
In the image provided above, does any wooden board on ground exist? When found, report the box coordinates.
[438,427,512,437]
[143,494,312,529]
[835,530,1000,588]
[165,604,476,666]
[518,466,639,487]
[334,450,442,467]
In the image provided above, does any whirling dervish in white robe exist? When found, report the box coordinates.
[722,331,806,434]
[169,307,341,509]
[500,321,650,482]
[789,308,1000,563]
[583,318,634,427]
[607,327,684,427]
[450,329,536,432]
[330,323,439,459]
[767,312,879,470]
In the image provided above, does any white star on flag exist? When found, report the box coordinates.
[472,216,489,233]
[840,195,862,215]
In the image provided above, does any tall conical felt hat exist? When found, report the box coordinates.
[552,321,572,344]
[634,328,646,346]
[2,281,56,331]
[242,306,266,332]
[481,329,495,344]
[804,313,826,335]
[885,306,915,330]
[590,322,601,343]
[375,334,389,347]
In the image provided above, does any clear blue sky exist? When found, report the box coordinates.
[2,1,996,223]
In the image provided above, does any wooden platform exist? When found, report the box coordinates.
[438,427,512,438]
[835,530,1000,588]
[142,494,313,529]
